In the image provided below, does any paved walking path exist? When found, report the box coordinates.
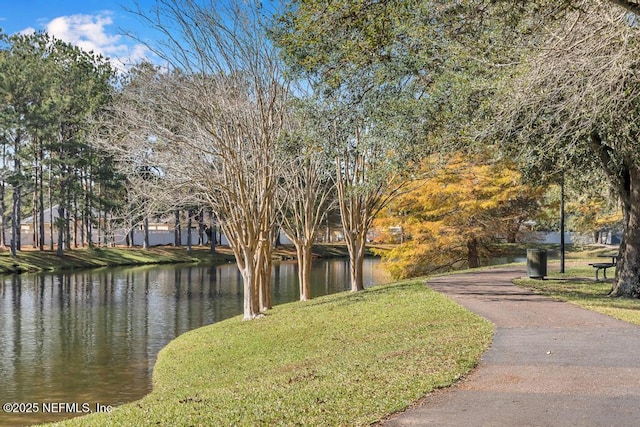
[383,267,640,426]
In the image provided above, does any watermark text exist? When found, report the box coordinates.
[2,402,112,415]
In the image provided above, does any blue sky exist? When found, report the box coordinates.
[0,0,157,68]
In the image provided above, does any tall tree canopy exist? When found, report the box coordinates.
[494,0,640,296]
[0,31,117,255]
[276,0,640,298]
[271,0,489,290]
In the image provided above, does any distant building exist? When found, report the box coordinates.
[17,206,299,248]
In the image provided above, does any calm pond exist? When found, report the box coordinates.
[0,258,390,426]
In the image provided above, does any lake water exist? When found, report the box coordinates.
[0,258,390,426]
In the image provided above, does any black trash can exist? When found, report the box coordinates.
[527,249,547,279]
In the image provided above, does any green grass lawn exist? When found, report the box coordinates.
[48,278,492,426]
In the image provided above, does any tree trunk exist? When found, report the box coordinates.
[85,167,94,248]
[143,214,150,249]
[350,243,366,292]
[56,206,65,257]
[11,136,21,256]
[258,225,274,312]
[32,138,39,249]
[326,218,331,243]
[296,243,313,301]
[10,186,19,258]
[239,248,261,320]
[258,249,272,312]
[0,142,6,248]
[38,154,45,251]
[610,165,640,297]
[174,209,181,246]
[467,237,480,268]
[98,205,103,247]
[274,228,281,247]
[32,191,37,249]
[198,208,204,246]
[345,230,366,292]
[186,208,193,253]
[65,189,72,251]
[74,195,80,248]
[209,209,216,254]
[49,176,54,251]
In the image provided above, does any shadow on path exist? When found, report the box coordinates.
[382,267,640,426]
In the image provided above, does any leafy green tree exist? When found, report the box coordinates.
[494,1,640,296]
[0,32,52,255]
[273,1,445,291]
[0,31,116,255]
[46,39,114,255]
[272,0,558,292]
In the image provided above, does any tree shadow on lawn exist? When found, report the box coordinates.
[522,276,640,308]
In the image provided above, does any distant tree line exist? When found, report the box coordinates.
[0,32,120,256]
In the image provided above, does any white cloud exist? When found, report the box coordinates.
[18,27,37,36]
[45,13,150,70]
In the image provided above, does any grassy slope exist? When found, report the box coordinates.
[27,243,640,426]
[50,279,493,426]
[29,243,638,425]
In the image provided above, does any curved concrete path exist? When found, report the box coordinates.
[382,267,640,426]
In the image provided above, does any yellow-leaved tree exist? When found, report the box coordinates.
[376,152,545,279]
[568,196,622,243]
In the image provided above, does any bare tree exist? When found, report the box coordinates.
[119,0,289,319]
[95,63,176,249]
[154,72,284,317]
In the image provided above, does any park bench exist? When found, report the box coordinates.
[588,262,615,281]
[588,255,618,281]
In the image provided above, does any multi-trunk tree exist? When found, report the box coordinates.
[116,0,289,319]
[273,0,437,292]
[276,0,640,299]
[277,99,335,301]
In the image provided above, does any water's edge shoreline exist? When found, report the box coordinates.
[0,243,377,275]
